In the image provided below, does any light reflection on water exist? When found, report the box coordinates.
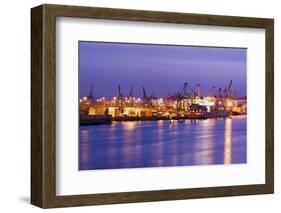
[224,118,232,164]
[79,116,247,170]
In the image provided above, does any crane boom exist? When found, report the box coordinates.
[142,87,147,100]
[129,86,133,97]
[118,85,123,97]
[88,85,94,100]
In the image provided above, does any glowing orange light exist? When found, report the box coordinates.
[224,118,232,164]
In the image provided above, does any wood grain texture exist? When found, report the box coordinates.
[265,20,274,193]
[31,4,274,208]
[31,5,43,207]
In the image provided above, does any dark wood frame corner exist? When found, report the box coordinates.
[31,4,274,208]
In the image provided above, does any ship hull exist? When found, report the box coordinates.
[80,115,112,126]
[185,113,204,119]
[185,110,231,119]
[203,110,231,119]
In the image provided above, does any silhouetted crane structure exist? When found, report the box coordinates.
[175,82,199,110]
[195,84,201,97]
[87,85,94,101]
[129,86,133,98]
[118,85,124,98]
[176,82,189,100]
[207,80,237,99]
[224,80,233,98]
[79,79,247,118]
[142,87,157,106]
[142,87,148,101]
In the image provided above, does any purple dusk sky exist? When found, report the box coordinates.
[79,41,246,99]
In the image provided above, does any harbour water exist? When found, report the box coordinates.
[79,116,246,170]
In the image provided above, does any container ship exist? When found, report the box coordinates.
[185,102,231,119]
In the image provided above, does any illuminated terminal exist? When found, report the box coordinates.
[79,81,247,125]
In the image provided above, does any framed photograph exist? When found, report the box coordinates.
[31,4,274,208]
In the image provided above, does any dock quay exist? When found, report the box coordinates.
[80,115,112,126]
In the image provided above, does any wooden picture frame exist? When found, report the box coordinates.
[31,4,274,208]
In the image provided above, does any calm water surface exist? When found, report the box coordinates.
[79,116,246,170]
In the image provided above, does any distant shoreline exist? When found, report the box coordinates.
[79,114,247,126]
